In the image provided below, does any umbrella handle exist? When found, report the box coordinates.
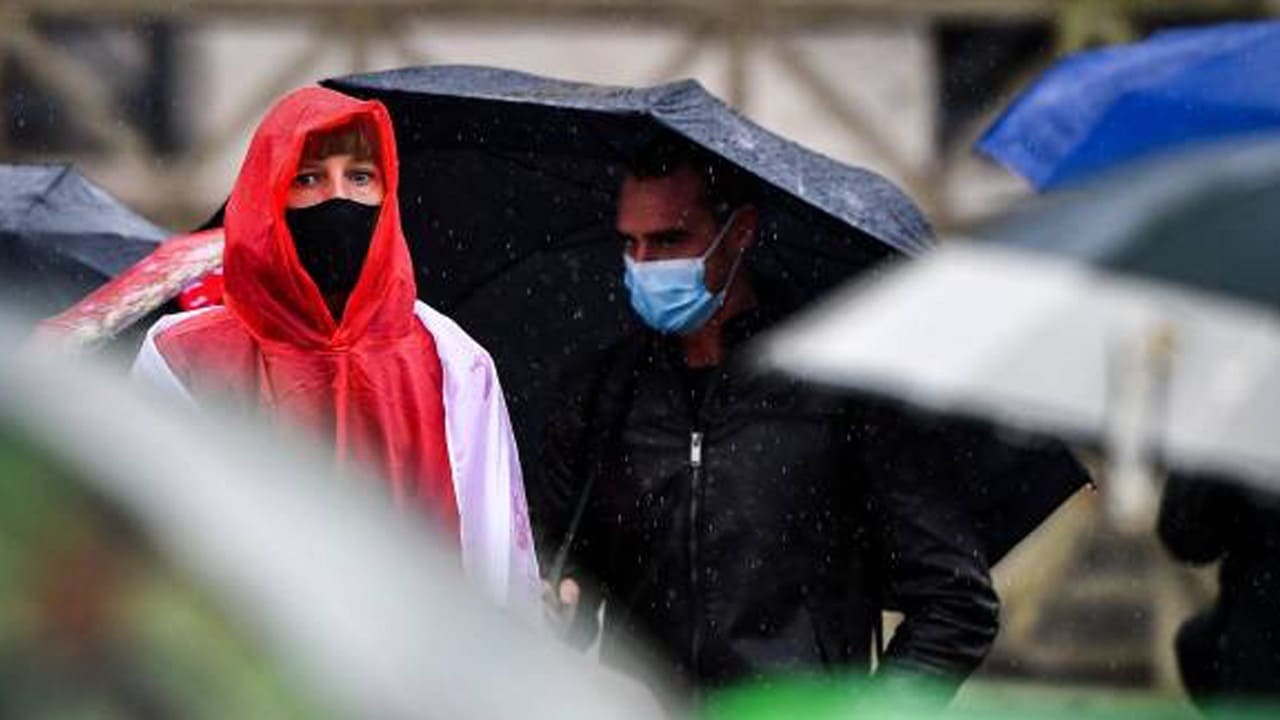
[546,470,597,586]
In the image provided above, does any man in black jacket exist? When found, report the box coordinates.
[534,138,999,703]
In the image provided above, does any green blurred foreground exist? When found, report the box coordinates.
[705,673,1280,720]
[7,411,1280,720]
[0,430,327,720]
[3,372,1277,720]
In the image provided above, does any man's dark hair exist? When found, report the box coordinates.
[624,134,756,225]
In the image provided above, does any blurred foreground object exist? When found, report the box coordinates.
[0,419,321,718]
[979,20,1280,191]
[0,164,165,321]
[760,139,1280,527]
[703,674,1278,719]
[1,313,664,720]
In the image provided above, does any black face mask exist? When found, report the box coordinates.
[285,198,379,299]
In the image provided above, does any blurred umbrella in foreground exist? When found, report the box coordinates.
[1,312,665,720]
[979,20,1280,190]
[759,139,1280,525]
[0,164,166,320]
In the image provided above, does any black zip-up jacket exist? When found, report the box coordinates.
[533,310,999,698]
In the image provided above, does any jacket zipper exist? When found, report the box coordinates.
[686,362,725,691]
[688,429,704,684]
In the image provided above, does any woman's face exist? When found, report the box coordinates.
[286,152,384,209]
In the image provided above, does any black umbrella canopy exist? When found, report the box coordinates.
[0,164,167,320]
[324,65,932,459]
[981,134,1280,313]
[325,66,1093,566]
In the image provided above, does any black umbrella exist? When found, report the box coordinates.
[325,65,928,445]
[0,164,166,321]
[324,66,1085,562]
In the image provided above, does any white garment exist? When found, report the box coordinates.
[132,301,542,618]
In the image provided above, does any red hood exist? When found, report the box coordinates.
[223,86,416,349]
[155,87,458,534]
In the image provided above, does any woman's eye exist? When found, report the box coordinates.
[348,170,376,186]
[292,173,319,187]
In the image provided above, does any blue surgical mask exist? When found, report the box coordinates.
[623,211,745,335]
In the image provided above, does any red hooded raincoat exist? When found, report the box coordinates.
[133,87,540,612]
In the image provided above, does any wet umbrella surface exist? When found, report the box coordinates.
[323,65,931,467]
[0,164,166,320]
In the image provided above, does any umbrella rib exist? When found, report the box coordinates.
[24,164,75,224]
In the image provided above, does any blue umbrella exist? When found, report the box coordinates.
[978,20,1280,190]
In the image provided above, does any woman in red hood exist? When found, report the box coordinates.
[132,87,540,614]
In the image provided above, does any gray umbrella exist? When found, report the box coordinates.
[0,164,166,320]
[985,135,1280,313]
[761,137,1280,520]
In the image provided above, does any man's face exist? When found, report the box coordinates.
[286,151,384,209]
[616,166,737,293]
